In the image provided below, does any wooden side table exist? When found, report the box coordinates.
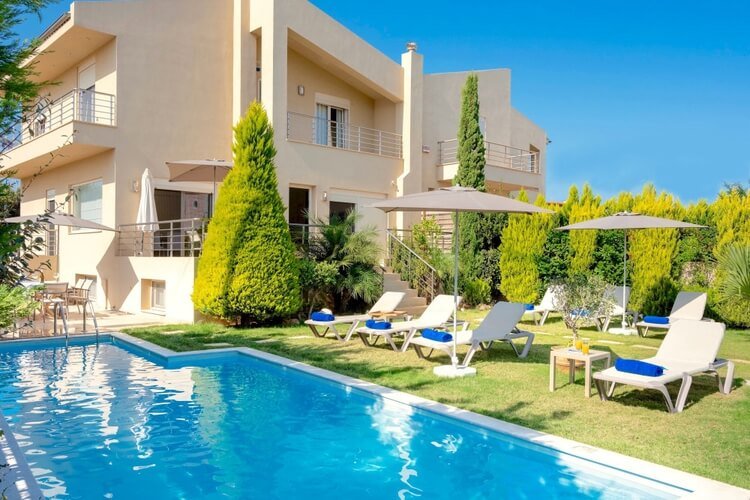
[549,348,611,398]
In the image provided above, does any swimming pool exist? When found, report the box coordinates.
[0,335,703,498]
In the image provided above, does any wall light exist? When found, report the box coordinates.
[132,179,140,193]
[322,191,328,202]
[297,85,305,96]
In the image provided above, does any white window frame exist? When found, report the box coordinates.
[69,179,103,233]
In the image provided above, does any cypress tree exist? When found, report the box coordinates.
[568,184,603,274]
[194,102,301,324]
[453,73,495,283]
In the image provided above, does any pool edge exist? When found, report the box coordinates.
[2,332,748,499]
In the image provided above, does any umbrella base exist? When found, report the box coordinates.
[433,365,477,378]
[608,327,638,336]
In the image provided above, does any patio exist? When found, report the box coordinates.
[3,309,170,339]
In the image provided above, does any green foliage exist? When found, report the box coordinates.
[194,102,301,324]
[462,278,491,307]
[551,273,612,339]
[454,73,486,191]
[712,185,750,256]
[499,191,554,302]
[715,244,750,302]
[0,284,36,330]
[628,185,682,312]
[568,184,603,274]
[592,230,626,286]
[537,214,570,292]
[302,210,382,314]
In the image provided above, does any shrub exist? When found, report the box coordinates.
[568,184,603,275]
[712,184,750,255]
[498,192,554,302]
[194,102,301,324]
[462,278,491,307]
[0,285,37,331]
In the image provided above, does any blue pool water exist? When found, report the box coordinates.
[0,338,686,499]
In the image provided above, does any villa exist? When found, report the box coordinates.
[2,0,547,323]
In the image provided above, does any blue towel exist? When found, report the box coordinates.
[311,311,335,322]
[421,328,453,342]
[524,303,535,311]
[365,319,392,330]
[644,315,669,325]
[615,358,664,377]
[572,308,590,317]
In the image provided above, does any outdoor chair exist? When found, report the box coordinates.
[635,291,708,336]
[593,320,734,413]
[304,292,406,341]
[405,301,534,364]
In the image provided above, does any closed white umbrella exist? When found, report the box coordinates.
[557,212,706,334]
[136,168,158,231]
[372,186,553,377]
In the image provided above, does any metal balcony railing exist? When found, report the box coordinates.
[4,89,116,151]
[117,218,207,257]
[286,112,403,159]
[437,139,540,174]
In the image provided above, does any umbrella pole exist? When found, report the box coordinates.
[453,209,459,367]
[622,229,627,328]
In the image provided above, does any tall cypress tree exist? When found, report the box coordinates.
[453,74,504,287]
[194,102,301,324]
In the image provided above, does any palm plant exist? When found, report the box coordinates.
[716,244,750,302]
[303,210,382,312]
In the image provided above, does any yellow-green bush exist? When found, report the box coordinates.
[193,102,301,324]
[568,184,603,275]
[498,192,554,303]
[712,186,750,255]
[628,185,683,313]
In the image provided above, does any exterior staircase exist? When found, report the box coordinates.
[382,271,428,317]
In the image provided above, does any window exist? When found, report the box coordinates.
[71,180,103,228]
[329,201,355,227]
[529,144,540,173]
[315,103,348,148]
[151,281,166,312]
[479,116,487,137]
[45,190,56,256]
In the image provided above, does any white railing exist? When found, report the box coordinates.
[437,139,539,174]
[286,112,403,159]
[5,89,116,150]
[117,218,208,257]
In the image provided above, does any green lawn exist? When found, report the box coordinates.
[124,313,750,489]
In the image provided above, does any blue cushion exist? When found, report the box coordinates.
[421,328,453,342]
[572,308,590,317]
[644,315,669,325]
[524,303,535,311]
[311,311,335,322]
[365,319,392,330]
[615,358,664,377]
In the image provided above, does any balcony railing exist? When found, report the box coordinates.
[117,218,207,257]
[286,112,402,159]
[4,89,116,151]
[437,139,539,174]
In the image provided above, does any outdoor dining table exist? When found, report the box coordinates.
[24,281,70,335]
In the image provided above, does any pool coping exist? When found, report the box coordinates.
[2,332,748,499]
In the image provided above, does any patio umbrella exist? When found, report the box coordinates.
[166,159,232,215]
[556,212,705,334]
[3,212,116,231]
[136,168,158,231]
[372,186,553,377]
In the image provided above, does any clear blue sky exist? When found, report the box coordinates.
[17,0,750,202]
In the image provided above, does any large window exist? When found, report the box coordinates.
[71,180,103,227]
[315,103,348,148]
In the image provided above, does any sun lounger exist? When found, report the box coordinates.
[355,294,461,352]
[304,291,405,341]
[593,285,635,332]
[635,291,708,336]
[405,301,534,365]
[593,320,735,413]
[523,286,561,325]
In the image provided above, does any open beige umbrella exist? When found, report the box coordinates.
[557,212,705,334]
[4,212,116,231]
[166,159,232,215]
[372,186,553,377]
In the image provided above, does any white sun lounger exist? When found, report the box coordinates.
[635,291,708,337]
[304,291,405,341]
[593,320,735,413]
[593,285,634,332]
[355,294,461,352]
[523,286,561,325]
[405,301,535,365]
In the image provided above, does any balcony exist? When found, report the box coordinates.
[437,139,539,173]
[286,112,402,159]
[2,89,117,176]
[117,219,208,258]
